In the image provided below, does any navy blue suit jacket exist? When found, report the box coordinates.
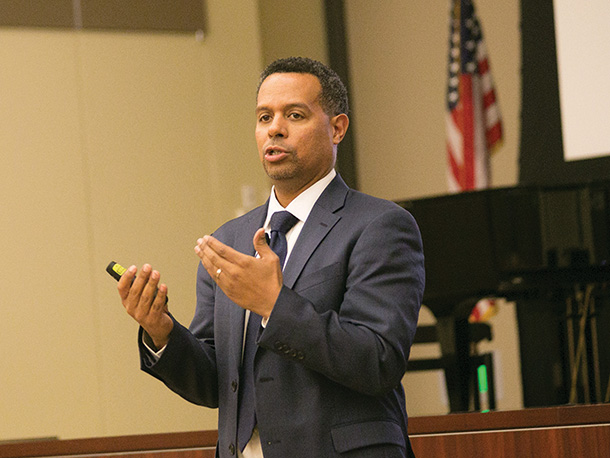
[140,174,425,457]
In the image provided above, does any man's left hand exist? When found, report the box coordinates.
[194,228,282,318]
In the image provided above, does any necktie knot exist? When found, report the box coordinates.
[270,211,299,235]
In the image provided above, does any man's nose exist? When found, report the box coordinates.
[268,116,287,137]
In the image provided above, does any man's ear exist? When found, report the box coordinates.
[331,113,349,145]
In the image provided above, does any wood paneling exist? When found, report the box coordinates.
[0,430,217,458]
[80,0,205,32]
[409,404,610,458]
[408,403,610,434]
[2,405,609,458]
[411,423,610,458]
[0,0,74,28]
[0,0,205,32]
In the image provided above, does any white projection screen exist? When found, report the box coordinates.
[554,0,610,161]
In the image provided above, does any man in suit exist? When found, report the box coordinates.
[118,57,425,458]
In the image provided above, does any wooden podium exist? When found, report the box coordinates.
[1,404,609,458]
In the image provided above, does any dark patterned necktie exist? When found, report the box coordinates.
[237,211,299,451]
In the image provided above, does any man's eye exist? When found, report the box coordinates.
[289,113,303,120]
[259,114,271,122]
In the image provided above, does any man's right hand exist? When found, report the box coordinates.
[118,264,174,349]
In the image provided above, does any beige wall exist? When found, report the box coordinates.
[346,0,520,200]
[1,0,266,441]
[0,0,523,442]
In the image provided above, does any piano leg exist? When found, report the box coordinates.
[436,316,471,412]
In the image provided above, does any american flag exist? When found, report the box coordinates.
[446,0,503,192]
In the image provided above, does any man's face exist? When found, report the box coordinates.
[255,72,347,200]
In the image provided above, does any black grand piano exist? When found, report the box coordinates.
[396,180,610,412]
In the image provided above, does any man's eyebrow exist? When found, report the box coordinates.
[285,102,310,111]
[255,102,311,113]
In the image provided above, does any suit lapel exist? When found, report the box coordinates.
[282,175,348,288]
[233,203,268,256]
[227,203,269,360]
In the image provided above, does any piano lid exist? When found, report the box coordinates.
[396,181,610,316]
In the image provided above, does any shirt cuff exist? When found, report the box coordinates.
[142,330,167,359]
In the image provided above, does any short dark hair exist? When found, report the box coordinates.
[257,57,349,116]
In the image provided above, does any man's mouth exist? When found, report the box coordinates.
[265,146,290,162]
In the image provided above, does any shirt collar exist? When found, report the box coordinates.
[264,169,336,229]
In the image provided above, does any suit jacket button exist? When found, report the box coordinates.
[274,341,283,350]
[297,352,305,360]
[231,380,238,392]
[229,443,236,455]
[290,349,298,358]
